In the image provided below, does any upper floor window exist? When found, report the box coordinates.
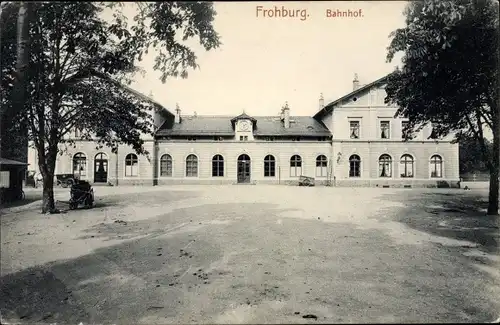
[350,121,360,139]
[380,121,390,139]
[401,121,411,140]
[239,136,248,141]
[187,137,196,141]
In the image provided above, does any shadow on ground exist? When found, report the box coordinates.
[1,198,499,323]
[1,191,42,210]
[381,190,499,253]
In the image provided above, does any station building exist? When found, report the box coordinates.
[27,74,460,187]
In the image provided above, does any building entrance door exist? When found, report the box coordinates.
[237,154,251,184]
[94,153,108,183]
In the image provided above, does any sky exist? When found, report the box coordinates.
[127,1,408,117]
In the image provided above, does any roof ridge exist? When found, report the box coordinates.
[179,115,316,118]
[313,74,389,119]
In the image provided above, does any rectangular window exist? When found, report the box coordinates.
[350,121,360,139]
[0,171,10,188]
[240,136,248,141]
[380,121,390,139]
[401,121,410,140]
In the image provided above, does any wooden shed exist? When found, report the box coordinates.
[0,157,28,204]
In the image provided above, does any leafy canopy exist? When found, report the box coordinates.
[385,0,498,142]
[1,1,221,159]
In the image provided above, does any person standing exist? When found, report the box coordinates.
[35,171,43,188]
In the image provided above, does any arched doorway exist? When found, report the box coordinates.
[94,153,108,183]
[237,154,251,183]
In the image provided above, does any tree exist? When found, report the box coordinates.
[385,0,500,215]
[459,137,492,175]
[0,2,220,213]
[0,2,32,162]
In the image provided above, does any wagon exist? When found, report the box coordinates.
[55,174,75,188]
[68,180,94,210]
[299,175,315,187]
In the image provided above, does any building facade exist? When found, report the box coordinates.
[27,74,460,188]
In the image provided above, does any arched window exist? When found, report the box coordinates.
[73,153,87,177]
[290,155,302,177]
[316,155,328,177]
[212,154,224,177]
[264,155,275,177]
[186,154,198,177]
[160,154,172,177]
[400,154,414,178]
[125,153,138,177]
[430,155,443,178]
[349,155,361,177]
[378,154,392,178]
[95,152,107,160]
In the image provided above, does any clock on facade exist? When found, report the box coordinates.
[240,120,250,131]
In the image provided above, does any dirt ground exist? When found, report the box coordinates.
[1,185,499,324]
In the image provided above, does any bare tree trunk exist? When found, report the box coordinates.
[41,172,56,213]
[40,145,58,214]
[490,0,500,216]
[12,1,32,118]
[487,130,499,215]
[1,2,32,160]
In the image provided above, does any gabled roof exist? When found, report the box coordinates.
[230,112,257,123]
[313,74,389,119]
[155,115,332,137]
[89,69,175,117]
[253,116,331,136]
[0,157,28,166]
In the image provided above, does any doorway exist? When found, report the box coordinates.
[237,154,251,183]
[94,153,108,183]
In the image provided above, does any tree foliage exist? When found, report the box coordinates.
[385,0,500,215]
[0,1,221,212]
[459,136,492,174]
[386,0,498,143]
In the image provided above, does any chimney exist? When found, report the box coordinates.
[353,73,360,91]
[175,103,181,123]
[283,101,290,129]
[319,93,324,110]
